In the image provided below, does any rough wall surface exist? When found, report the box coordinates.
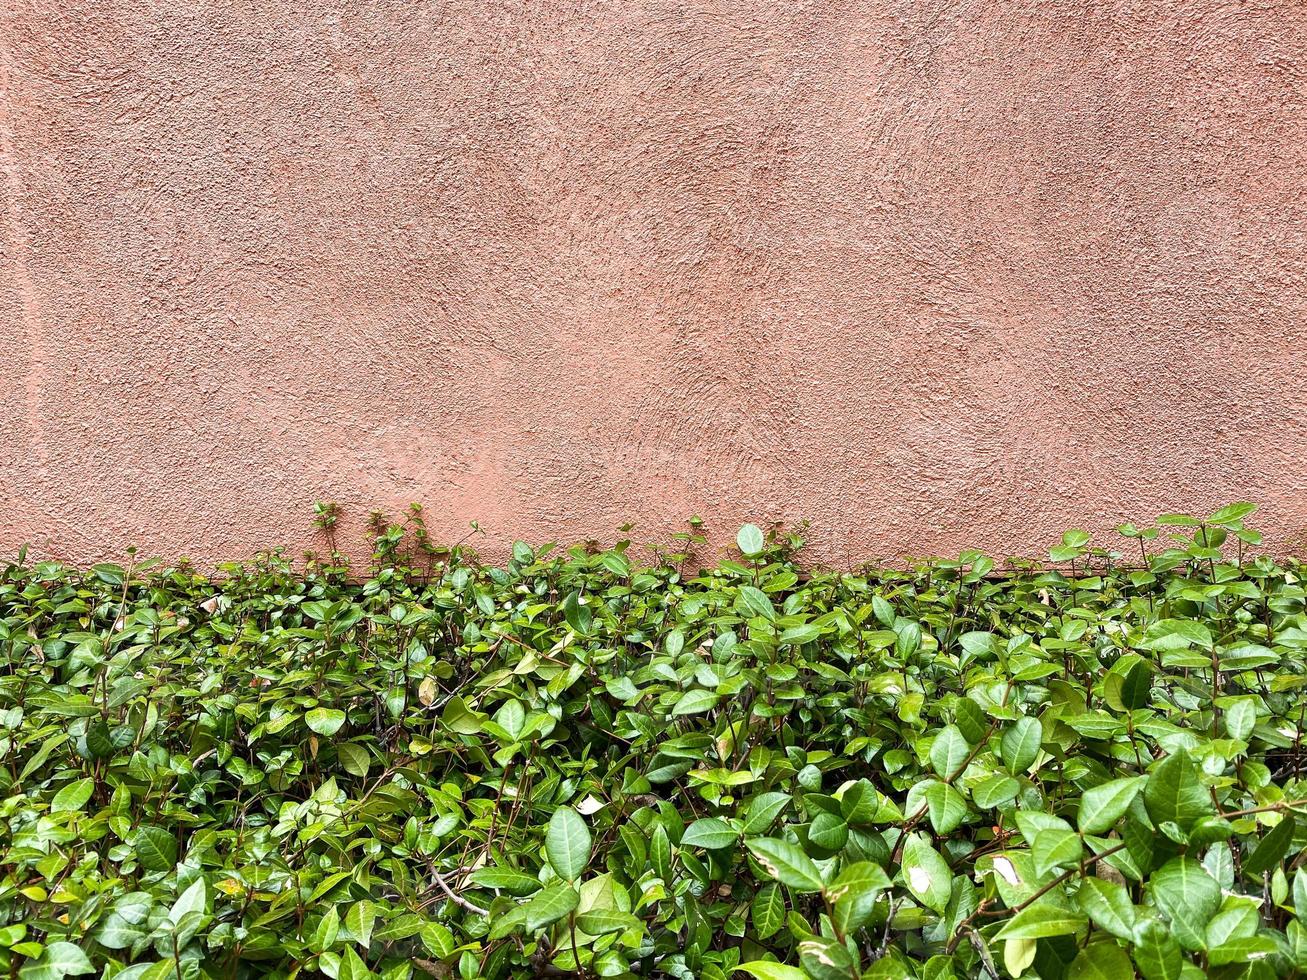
[2,0,1305,566]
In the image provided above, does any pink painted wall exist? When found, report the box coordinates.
[2,1,1305,566]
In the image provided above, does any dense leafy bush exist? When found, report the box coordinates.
[2,505,1306,980]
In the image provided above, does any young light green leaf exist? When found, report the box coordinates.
[1206,502,1256,526]
[338,947,373,980]
[736,524,765,557]
[305,707,346,736]
[993,902,1087,940]
[735,963,807,980]
[310,906,341,954]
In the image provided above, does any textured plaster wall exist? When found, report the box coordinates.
[1,1,1306,566]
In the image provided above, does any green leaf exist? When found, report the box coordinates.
[924,782,968,834]
[1223,698,1257,741]
[338,947,373,980]
[1078,777,1144,835]
[750,883,785,939]
[901,835,952,913]
[168,876,207,925]
[993,902,1087,940]
[468,867,542,896]
[736,524,765,557]
[345,900,375,948]
[50,778,94,813]
[1149,857,1221,951]
[1133,918,1185,980]
[85,720,130,759]
[828,861,891,933]
[546,807,592,881]
[1067,942,1134,980]
[421,922,455,958]
[1141,619,1213,652]
[575,910,639,936]
[1207,935,1280,966]
[1076,877,1136,941]
[563,591,593,635]
[96,913,147,951]
[305,707,347,736]
[743,792,791,835]
[671,689,719,716]
[337,742,370,777]
[523,882,579,930]
[929,725,970,780]
[735,963,807,980]
[779,624,821,647]
[18,942,94,980]
[799,937,858,980]
[894,621,922,660]
[737,586,776,621]
[1243,814,1295,877]
[1144,748,1215,832]
[747,837,825,893]
[1206,502,1256,526]
[310,906,341,954]
[1103,655,1152,712]
[1001,717,1042,774]
[681,817,737,850]
[1031,829,1083,876]
[134,826,178,872]
[973,774,1021,810]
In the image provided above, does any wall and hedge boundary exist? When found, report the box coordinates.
[1,504,1305,979]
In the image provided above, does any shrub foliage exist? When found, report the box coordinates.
[2,505,1307,980]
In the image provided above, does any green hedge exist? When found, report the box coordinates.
[2,505,1306,980]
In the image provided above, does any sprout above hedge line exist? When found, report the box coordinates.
[1,504,1306,980]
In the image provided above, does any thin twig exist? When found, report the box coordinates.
[431,866,488,916]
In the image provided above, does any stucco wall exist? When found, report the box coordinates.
[2,1,1305,566]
